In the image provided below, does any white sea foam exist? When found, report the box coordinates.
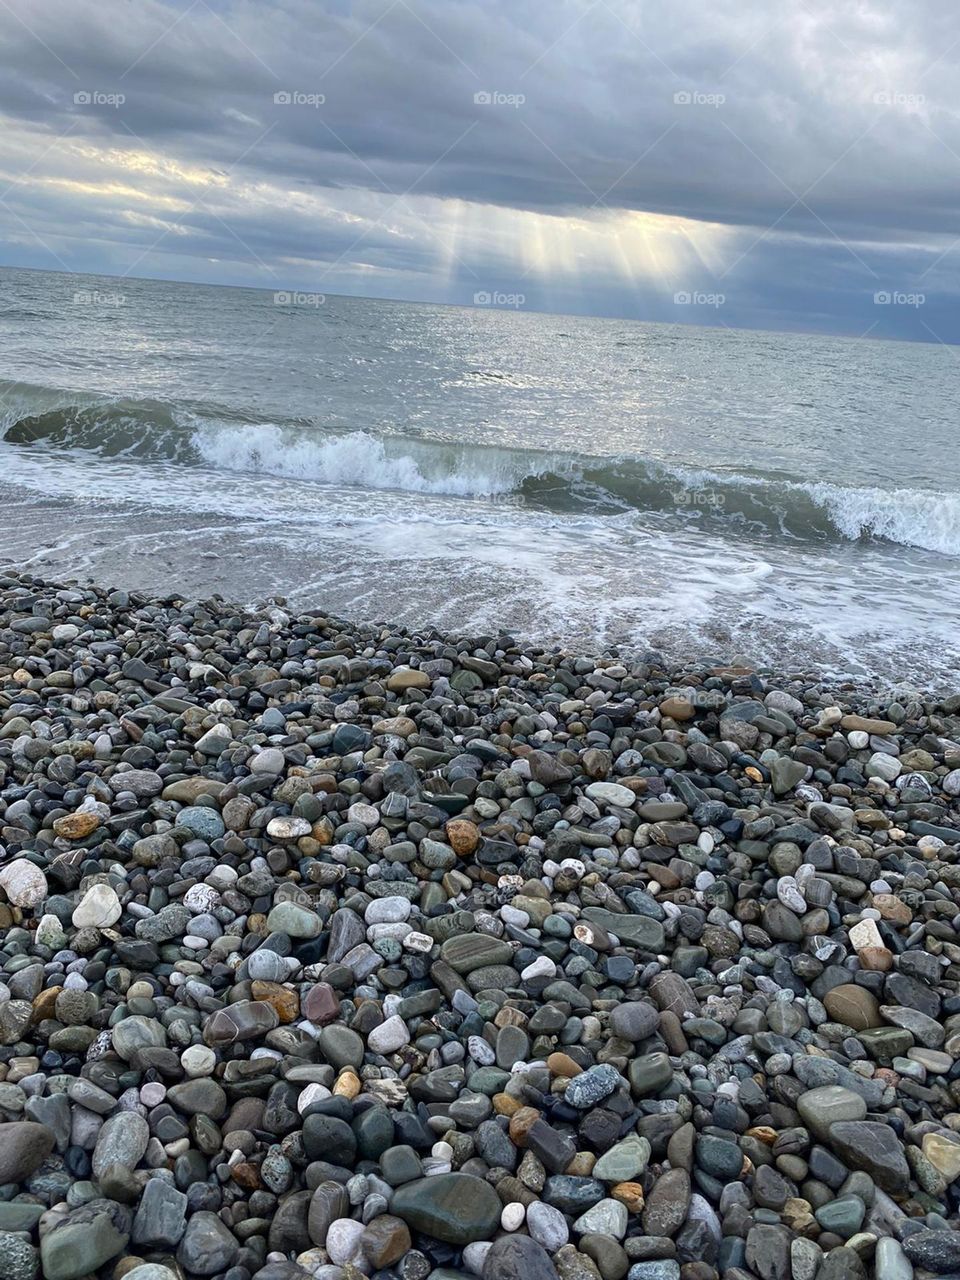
[190,424,539,498]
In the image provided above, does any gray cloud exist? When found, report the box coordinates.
[1,0,959,338]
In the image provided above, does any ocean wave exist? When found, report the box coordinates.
[1,385,957,556]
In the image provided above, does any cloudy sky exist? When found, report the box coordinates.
[1,0,959,339]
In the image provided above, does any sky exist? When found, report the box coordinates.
[1,0,959,340]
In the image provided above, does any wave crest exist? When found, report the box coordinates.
[1,385,958,556]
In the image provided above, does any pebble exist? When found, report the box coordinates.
[0,572,959,1280]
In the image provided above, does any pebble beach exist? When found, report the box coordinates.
[1,570,960,1280]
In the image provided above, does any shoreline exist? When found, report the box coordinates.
[0,568,959,1279]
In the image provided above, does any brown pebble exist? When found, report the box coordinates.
[250,981,298,1022]
[547,1051,582,1078]
[611,1181,645,1212]
[857,946,894,971]
[53,812,99,839]
[507,1106,540,1143]
[445,818,480,855]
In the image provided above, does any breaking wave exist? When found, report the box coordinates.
[2,384,958,556]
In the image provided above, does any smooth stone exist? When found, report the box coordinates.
[827,1123,910,1194]
[580,907,665,952]
[609,1002,660,1042]
[0,1121,55,1183]
[482,1234,560,1280]
[176,1211,239,1276]
[796,1087,867,1142]
[822,985,881,1031]
[72,884,121,929]
[92,1112,150,1178]
[391,1173,502,1244]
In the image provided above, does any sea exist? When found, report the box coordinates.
[1,265,958,686]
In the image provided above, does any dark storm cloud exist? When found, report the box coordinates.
[1,0,959,337]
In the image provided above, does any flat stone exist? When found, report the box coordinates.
[585,781,636,808]
[580,907,665,952]
[827,1122,910,1194]
[359,1214,411,1269]
[0,1121,55,1183]
[177,1212,239,1276]
[796,1086,867,1142]
[265,902,321,938]
[823,985,881,1031]
[307,1181,349,1247]
[368,1015,411,1055]
[482,1234,561,1280]
[132,1178,188,1247]
[440,933,514,974]
[92,1112,150,1178]
[642,1168,690,1237]
[72,884,121,928]
[922,1132,960,1182]
[391,1173,502,1244]
[745,1224,792,1280]
[573,1198,628,1238]
[526,1200,569,1252]
[40,1200,130,1280]
[593,1135,651,1183]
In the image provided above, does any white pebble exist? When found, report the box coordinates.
[403,931,433,953]
[501,1202,525,1231]
[297,1083,331,1113]
[849,918,882,951]
[181,1046,216,1077]
[520,956,556,982]
[325,1218,365,1266]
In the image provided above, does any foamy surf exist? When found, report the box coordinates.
[2,384,959,557]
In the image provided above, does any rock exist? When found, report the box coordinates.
[745,1224,792,1280]
[609,1002,659,1042]
[823,985,881,1030]
[368,1014,411,1054]
[0,859,47,908]
[71,884,121,928]
[39,1200,130,1280]
[391,1173,502,1243]
[1,568,959,1280]
[92,1112,150,1178]
[177,1211,239,1276]
[0,1121,55,1183]
[360,1214,411,1268]
[132,1178,188,1247]
[796,1086,867,1142]
[526,1200,570,1252]
[482,1234,561,1280]
[827,1122,910,1194]
[642,1169,690,1237]
[921,1131,960,1182]
[903,1228,960,1273]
